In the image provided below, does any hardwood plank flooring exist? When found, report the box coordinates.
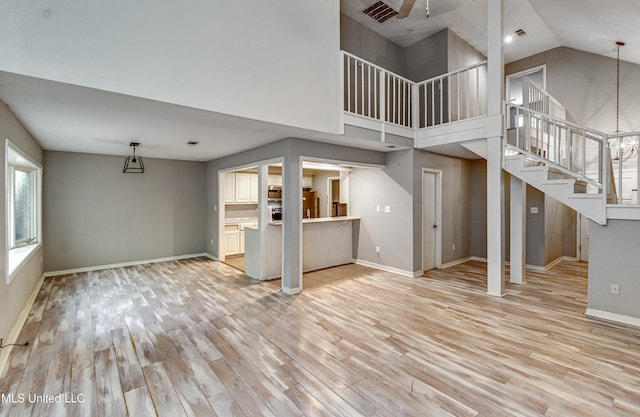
[1,258,640,416]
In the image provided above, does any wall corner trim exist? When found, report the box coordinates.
[585,309,640,328]
[0,273,46,376]
[44,253,213,278]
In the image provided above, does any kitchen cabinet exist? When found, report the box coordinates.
[250,173,259,203]
[268,175,282,186]
[226,172,259,204]
[225,224,240,255]
[303,175,313,188]
[235,173,251,203]
[225,221,257,255]
[224,173,235,203]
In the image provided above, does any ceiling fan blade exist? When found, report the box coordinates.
[396,0,416,19]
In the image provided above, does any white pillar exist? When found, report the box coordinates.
[509,176,526,284]
[486,0,505,296]
[281,155,302,294]
[257,162,269,280]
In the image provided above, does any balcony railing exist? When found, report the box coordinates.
[342,51,487,130]
[416,61,487,128]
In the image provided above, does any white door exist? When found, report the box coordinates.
[423,172,437,271]
[578,214,590,262]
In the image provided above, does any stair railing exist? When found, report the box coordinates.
[522,77,566,120]
[506,103,609,192]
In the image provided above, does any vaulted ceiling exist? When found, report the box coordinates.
[1,1,639,162]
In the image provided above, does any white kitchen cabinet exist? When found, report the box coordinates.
[235,173,251,203]
[239,222,258,253]
[225,224,240,255]
[268,174,282,186]
[303,175,313,188]
[250,173,259,203]
[224,173,235,203]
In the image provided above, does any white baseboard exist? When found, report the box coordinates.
[470,256,487,263]
[203,253,219,261]
[282,286,301,295]
[0,273,45,377]
[586,309,640,328]
[44,253,213,278]
[354,259,420,278]
[441,257,472,269]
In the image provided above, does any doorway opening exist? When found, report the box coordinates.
[422,169,442,272]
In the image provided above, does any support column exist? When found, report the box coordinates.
[257,162,270,280]
[282,155,302,294]
[486,0,505,296]
[509,176,526,284]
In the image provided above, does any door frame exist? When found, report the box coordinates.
[505,64,547,105]
[326,176,340,217]
[422,168,443,271]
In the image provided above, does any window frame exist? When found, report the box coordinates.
[6,139,42,283]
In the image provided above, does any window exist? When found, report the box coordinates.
[6,140,41,281]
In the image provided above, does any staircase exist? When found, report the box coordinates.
[503,153,607,224]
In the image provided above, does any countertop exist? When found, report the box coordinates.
[269,216,360,226]
[225,217,258,225]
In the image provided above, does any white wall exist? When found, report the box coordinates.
[0,101,43,361]
[0,1,341,134]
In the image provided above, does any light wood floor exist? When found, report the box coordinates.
[2,259,640,416]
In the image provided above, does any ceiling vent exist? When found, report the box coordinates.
[363,1,398,23]
[515,29,527,37]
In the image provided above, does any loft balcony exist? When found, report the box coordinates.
[339,51,490,151]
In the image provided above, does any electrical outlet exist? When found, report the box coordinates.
[610,284,620,295]
[452,244,456,251]
[376,205,380,213]
[384,205,391,213]
[210,240,214,247]
[376,246,380,253]
[213,205,218,212]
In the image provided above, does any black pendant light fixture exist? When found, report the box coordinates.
[123,142,144,173]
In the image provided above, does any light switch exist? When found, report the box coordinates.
[384,205,391,213]
[530,207,538,214]
[376,205,380,212]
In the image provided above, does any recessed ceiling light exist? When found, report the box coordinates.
[187,140,199,146]
[504,35,514,44]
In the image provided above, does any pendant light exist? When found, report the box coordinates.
[123,142,144,173]
[612,41,637,163]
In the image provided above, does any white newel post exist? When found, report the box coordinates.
[281,154,303,294]
[486,0,506,296]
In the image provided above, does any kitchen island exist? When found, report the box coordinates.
[244,217,359,280]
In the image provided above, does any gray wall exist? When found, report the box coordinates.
[526,187,546,267]
[0,101,44,347]
[544,197,576,265]
[413,149,472,269]
[506,47,640,132]
[341,17,483,83]
[447,29,486,71]
[350,150,415,273]
[588,219,640,319]
[340,14,406,76]
[404,29,449,82]
[469,159,487,258]
[43,152,206,272]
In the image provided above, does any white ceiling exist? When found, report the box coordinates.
[2,0,640,162]
[342,0,640,65]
